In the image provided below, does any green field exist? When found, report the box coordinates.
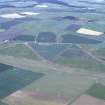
[16,18,72,42]
[55,45,105,72]
[56,57,105,72]
[24,70,95,101]
[0,43,39,60]
[0,101,8,105]
[86,83,105,100]
[29,43,68,60]
[0,64,44,99]
[0,63,12,73]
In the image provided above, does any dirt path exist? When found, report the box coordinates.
[76,44,105,65]
[0,42,105,81]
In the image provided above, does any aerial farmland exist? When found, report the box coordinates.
[0,0,105,105]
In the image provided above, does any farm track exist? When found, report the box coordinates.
[76,44,105,65]
[0,53,105,81]
[0,42,105,81]
[24,42,105,77]
[52,45,71,61]
[24,42,48,62]
[0,42,105,105]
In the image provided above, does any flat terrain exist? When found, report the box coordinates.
[0,0,105,105]
[71,95,105,105]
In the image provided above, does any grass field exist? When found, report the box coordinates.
[0,101,8,105]
[16,20,68,37]
[0,43,39,60]
[0,63,12,73]
[86,83,105,100]
[0,0,105,105]
[55,45,105,72]
[23,70,95,102]
[3,91,65,105]
[56,57,105,72]
[29,43,68,60]
[71,95,105,105]
[0,63,44,100]
[81,43,105,62]
[0,66,44,99]
[92,48,105,58]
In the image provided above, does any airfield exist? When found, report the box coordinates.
[0,0,105,105]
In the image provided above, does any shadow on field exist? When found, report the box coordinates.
[0,63,13,73]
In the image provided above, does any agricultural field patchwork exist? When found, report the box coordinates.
[0,0,105,105]
[0,43,40,60]
[54,45,105,72]
[29,43,69,60]
[0,63,44,105]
